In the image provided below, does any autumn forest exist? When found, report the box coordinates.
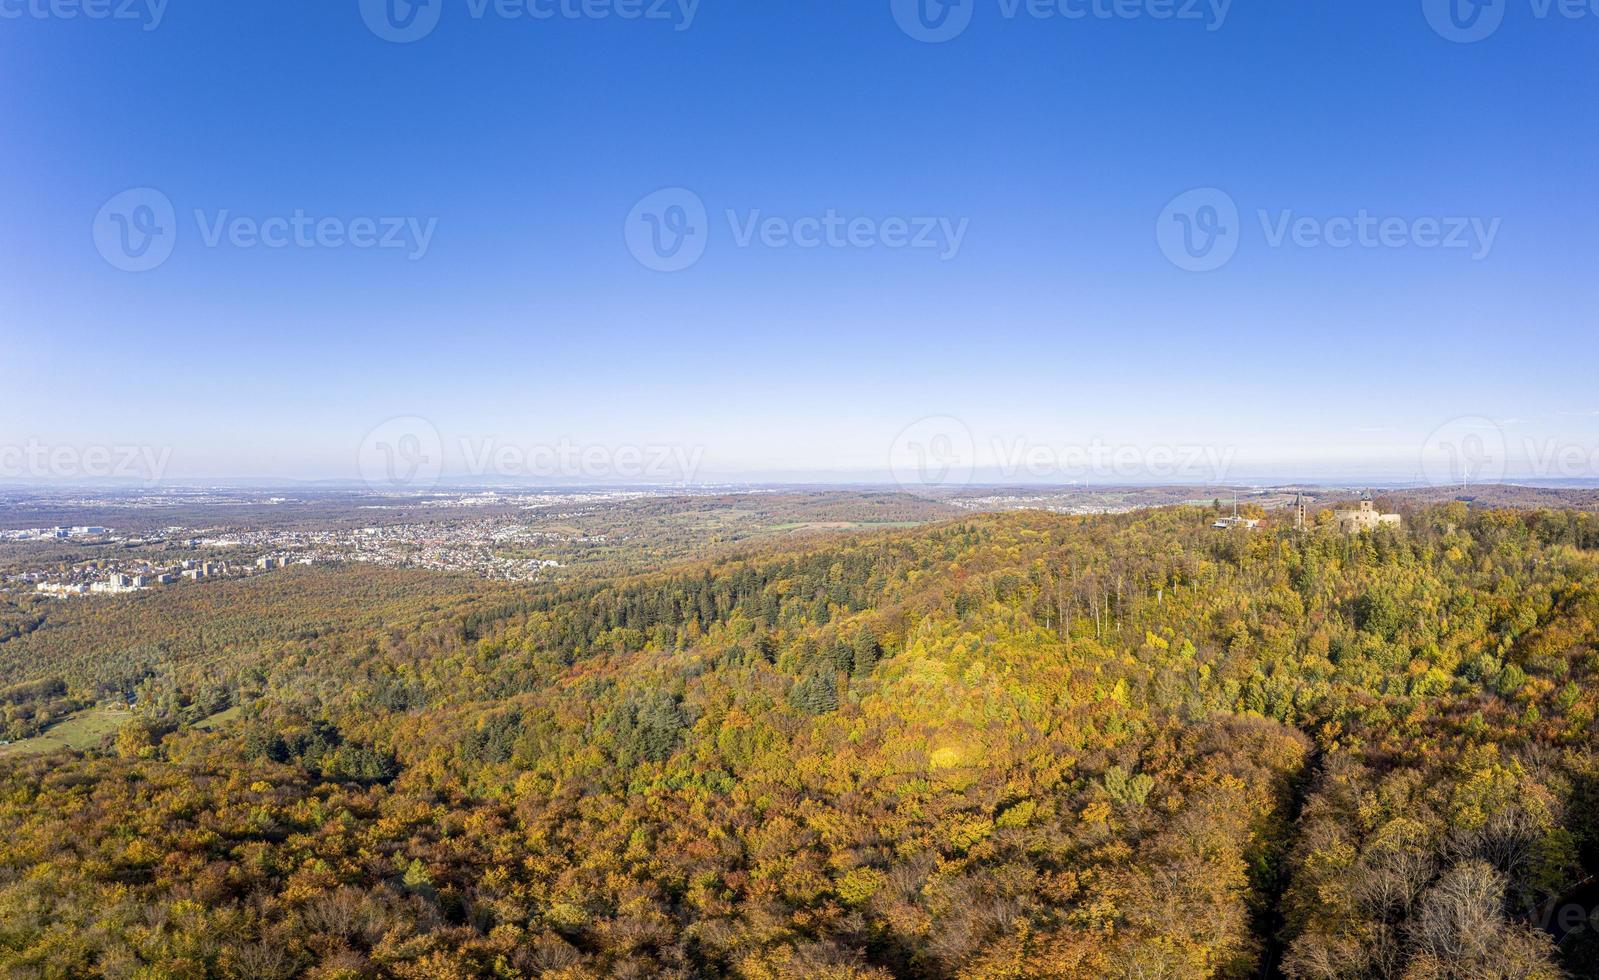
[4,501,1599,978]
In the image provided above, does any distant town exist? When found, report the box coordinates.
[4,516,567,598]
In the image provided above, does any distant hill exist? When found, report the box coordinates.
[1389,483,1599,510]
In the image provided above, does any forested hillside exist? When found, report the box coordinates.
[3,503,1599,978]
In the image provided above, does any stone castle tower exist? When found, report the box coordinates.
[1335,491,1402,533]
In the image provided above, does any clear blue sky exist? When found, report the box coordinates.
[2,0,1596,484]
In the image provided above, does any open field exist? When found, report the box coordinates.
[194,705,242,730]
[0,705,127,758]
